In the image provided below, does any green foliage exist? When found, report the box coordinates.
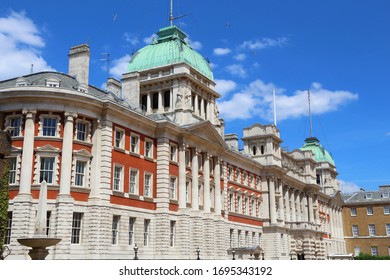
[354,252,390,260]
[0,159,10,260]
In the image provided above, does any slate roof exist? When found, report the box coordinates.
[343,186,390,204]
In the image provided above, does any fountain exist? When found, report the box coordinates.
[17,180,61,260]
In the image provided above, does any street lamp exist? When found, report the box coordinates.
[261,252,265,260]
[196,247,200,260]
[133,243,139,260]
[232,249,236,260]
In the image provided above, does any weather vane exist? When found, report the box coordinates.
[169,0,186,26]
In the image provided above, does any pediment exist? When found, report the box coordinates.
[184,121,227,149]
[73,149,92,158]
[35,144,61,153]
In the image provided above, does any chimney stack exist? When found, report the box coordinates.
[68,44,90,89]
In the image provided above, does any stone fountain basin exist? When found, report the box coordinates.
[18,238,61,248]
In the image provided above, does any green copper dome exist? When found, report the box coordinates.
[300,137,335,166]
[128,25,213,80]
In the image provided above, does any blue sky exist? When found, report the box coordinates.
[1,0,390,193]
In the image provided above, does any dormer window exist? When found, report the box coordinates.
[45,77,61,88]
[365,193,373,199]
[16,77,29,86]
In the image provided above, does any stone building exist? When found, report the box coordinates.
[0,24,346,259]
[343,186,390,257]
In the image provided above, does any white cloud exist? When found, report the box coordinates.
[213,47,231,56]
[234,53,246,61]
[0,11,53,80]
[187,37,203,50]
[215,79,237,96]
[109,54,131,79]
[339,180,362,194]
[218,80,358,122]
[226,64,247,78]
[143,34,155,44]
[123,32,139,46]
[240,37,288,50]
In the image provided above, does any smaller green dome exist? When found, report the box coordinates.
[300,137,335,165]
[128,25,213,80]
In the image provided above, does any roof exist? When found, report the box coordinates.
[299,137,335,166]
[128,25,214,80]
[343,187,390,204]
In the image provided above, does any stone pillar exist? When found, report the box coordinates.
[19,108,37,195]
[330,206,335,238]
[284,186,290,223]
[89,119,101,198]
[278,181,285,224]
[147,93,152,113]
[295,191,302,222]
[203,153,211,213]
[191,148,199,210]
[338,208,344,239]
[158,90,163,113]
[194,94,198,115]
[214,157,221,215]
[290,189,296,222]
[268,177,277,225]
[314,195,319,224]
[262,176,270,225]
[302,193,309,222]
[178,143,187,209]
[308,193,314,223]
[59,112,77,196]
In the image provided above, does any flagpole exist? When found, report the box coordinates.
[273,88,277,127]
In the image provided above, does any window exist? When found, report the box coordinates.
[129,218,136,245]
[236,169,241,183]
[40,157,55,184]
[170,144,177,162]
[185,150,190,167]
[185,181,190,203]
[76,121,89,142]
[8,157,17,184]
[151,92,159,110]
[368,224,376,236]
[170,177,177,200]
[198,154,203,171]
[365,193,372,199]
[245,231,249,246]
[229,193,234,212]
[7,116,22,137]
[386,224,390,236]
[237,196,242,213]
[367,207,373,215]
[144,219,150,246]
[46,211,51,236]
[74,161,86,187]
[251,200,255,216]
[384,206,390,215]
[112,215,120,245]
[144,173,152,197]
[113,165,123,191]
[163,91,170,108]
[130,134,140,154]
[244,197,249,215]
[228,167,233,180]
[352,225,359,237]
[129,169,139,195]
[354,246,360,257]
[350,207,357,216]
[145,139,153,158]
[71,212,83,244]
[170,221,176,247]
[5,212,12,245]
[371,246,378,256]
[383,193,389,198]
[237,230,241,247]
[114,128,124,149]
[42,117,58,137]
[230,229,233,248]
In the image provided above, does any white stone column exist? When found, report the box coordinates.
[314,195,320,224]
[147,93,152,113]
[59,112,77,196]
[199,97,204,118]
[308,193,314,223]
[268,177,277,224]
[302,193,309,222]
[338,208,344,239]
[194,94,198,115]
[214,157,221,215]
[284,186,290,223]
[203,153,211,213]
[330,206,336,238]
[278,181,285,224]
[90,119,101,198]
[19,108,37,195]
[178,142,187,209]
[191,148,199,210]
[290,189,296,222]
[295,191,302,222]
[158,90,163,113]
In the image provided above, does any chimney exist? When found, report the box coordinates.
[121,72,140,105]
[68,44,90,88]
[106,78,122,97]
[225,133,238,150]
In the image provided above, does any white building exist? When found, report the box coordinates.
[0,24,346,260]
